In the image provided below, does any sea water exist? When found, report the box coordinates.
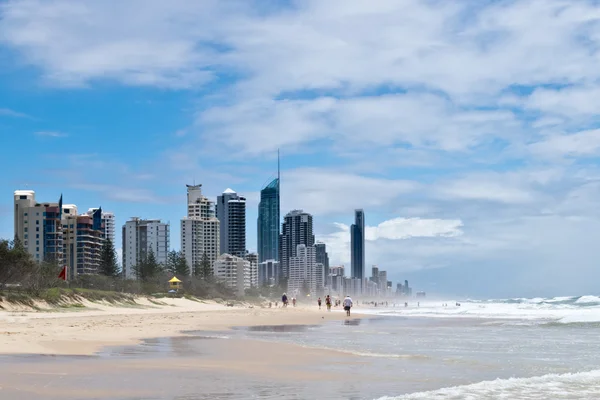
[222,295,600,399]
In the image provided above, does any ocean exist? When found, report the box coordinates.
[1,295,599,399]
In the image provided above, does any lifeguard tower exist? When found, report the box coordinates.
[168,276,182,292]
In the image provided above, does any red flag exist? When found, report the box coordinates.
[58,266,66,280]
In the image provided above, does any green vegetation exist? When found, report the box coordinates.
[0,237,237,307]
[99,238,120,277]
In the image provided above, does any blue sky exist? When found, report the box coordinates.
[2,0,600,298]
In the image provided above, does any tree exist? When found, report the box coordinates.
[166,250,179,275]
[99,239,120,277]
[200,253,212,280]
[133,249,162,281]
[193,260,203,278]
[174,251,190,276]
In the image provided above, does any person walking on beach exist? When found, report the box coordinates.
[292,297,297,307]
[343,295,353,317]
[282,293,288,307]
[318,297,322,309]
[325,295,332,311]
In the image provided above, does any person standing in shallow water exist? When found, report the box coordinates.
[343,295,353,317]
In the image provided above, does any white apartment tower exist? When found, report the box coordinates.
[122,218,170,279]
[181,184,220,273]
[287,244,324,297]
[13,190,64,265]
[87,208,115,243]
[213,254,257,296]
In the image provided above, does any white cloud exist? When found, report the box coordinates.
[320,217,464,267]
[281,168,417,215]
[365,217,463,241]
[0,108,28,118]
[530,129,600,158]
[35,131,67,138]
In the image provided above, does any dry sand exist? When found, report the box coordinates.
[0,297,359,356]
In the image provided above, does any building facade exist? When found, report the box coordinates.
[287,244,323,297]
[14,190,64,265]
[280,210,315,279]
[257,178,280,264]
[216,189,246,258]
[63,209,104,278]
[258,259,280,287]
[315,242,329,285]
[350,209,365,287]
[181,184,220,273]
[214,254,257,296]
[86,208,115,243]
[122,218,170,279]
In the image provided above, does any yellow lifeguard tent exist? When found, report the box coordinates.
[168,276,182,291]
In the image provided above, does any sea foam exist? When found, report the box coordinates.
[375,369,600,400]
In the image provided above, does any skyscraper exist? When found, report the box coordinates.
[257,179,280,263]
[350,209,365,285]
[181,184,220,272]
[280,210,315,278]
[122,218,170,279]
[287,244,321,297]
[315,242,329,287]
[216,188,246,258]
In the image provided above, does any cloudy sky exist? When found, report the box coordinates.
[1,0,600,298]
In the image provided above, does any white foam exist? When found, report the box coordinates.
[376,369,600,400]
[575,295,600,304]
[359,295,600,323]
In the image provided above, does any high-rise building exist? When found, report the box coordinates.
[330,265,345,277]
[280,210,315,278]
[122,218,170,279]
[315,242,329,281]
[257,178,280,264]
[378,270,388,295]
[14,190,64,265]
[370,265,379,282]
[86,208,115,243]
[214,254,257,296]
[181,184,220,273]
[350,209,365,286]
[287,244,320,297]
[258,259,280,286]
[216,189,246,258]
[63,208,104,278]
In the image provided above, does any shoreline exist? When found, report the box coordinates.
[0,297,365,356]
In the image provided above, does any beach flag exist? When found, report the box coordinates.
[58,266,66,280]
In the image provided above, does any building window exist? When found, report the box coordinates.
[36,220,39,225]
[36,247,39,252]
[24,228,28,232]
[36,227,39,232]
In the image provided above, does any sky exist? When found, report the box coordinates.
[1,0,600,298]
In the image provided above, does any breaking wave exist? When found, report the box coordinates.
[375,369,600,400]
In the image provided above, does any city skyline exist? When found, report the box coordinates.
[4,1,600,297]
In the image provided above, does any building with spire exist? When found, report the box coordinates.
[257,152,281,265]
[216,188,246,258]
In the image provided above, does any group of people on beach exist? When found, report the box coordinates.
[317,295,353,316]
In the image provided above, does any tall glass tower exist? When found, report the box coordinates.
[351,209,365,281]
[257,152,280,264]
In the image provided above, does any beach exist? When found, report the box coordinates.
[1,296,600,399]
[0,297,355,356]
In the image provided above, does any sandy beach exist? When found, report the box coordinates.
[0,297,358,356]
